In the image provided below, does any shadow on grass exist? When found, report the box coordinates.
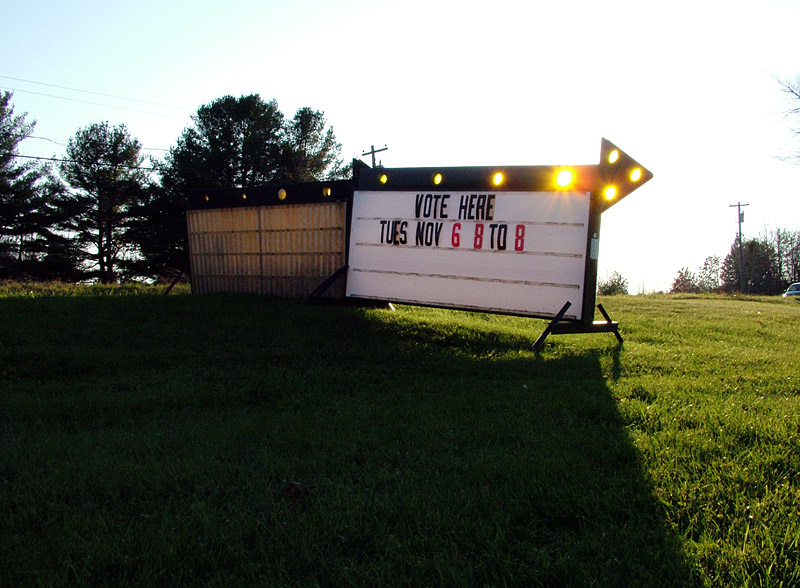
[343,308,695,587]
[0,295,695,587]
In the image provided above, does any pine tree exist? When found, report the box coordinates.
[0,91,70,278]
[59,122,149,283]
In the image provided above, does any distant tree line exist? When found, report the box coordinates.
[0,91,347,283]
[669,76,800,295]
[671,229,800,295]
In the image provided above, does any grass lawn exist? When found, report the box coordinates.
[0,284,798,586]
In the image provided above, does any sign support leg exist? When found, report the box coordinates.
[308,265,348,300]
[534,303,623,350]
[597,303,624,344]
[532,301,572,351]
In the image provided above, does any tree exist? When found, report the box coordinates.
[670,267,699,293]
[0,92,35,257]
[762,227,800,287]
[59,122,149,283]
[164,94,285,193]
[125,182,187,279]
[778,76,800,162]
[696,255,721,292]
[277,107,347,181]
[0,91,69,277]
[783,230,800,284]
[597,271,628,295]
[720,236,783,294]
[161,95,347,192]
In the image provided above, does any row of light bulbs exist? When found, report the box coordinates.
[203,149,642,204]
[376,158,644,201]
[203,185,335,203]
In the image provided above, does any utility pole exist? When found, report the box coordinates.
[729,202,750,292]
[362,144,388,168]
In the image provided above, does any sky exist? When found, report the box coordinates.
[3,0,800,292]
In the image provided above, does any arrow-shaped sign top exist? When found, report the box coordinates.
[595,138,653,212]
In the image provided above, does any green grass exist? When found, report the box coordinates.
[0,280,191,297]
[0,286,798,586]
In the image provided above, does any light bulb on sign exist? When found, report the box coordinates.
[555,169,574,188]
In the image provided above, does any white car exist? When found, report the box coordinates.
[784,282,800,297]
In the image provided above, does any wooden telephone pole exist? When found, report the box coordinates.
[729,202,750,292]
[362,144,388,168]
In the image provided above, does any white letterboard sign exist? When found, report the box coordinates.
[346,190,591,320]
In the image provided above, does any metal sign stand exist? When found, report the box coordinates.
[308,265,348,299]
[533,302,623,351]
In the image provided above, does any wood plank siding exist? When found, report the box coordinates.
[187,202,347,297]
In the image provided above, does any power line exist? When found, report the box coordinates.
[0,74,190,111]
[0,86,189,120]
[30,135,167,152]
[31,135,67,147]
[12,153,157,171]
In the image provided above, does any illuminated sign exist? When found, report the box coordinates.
[347,190,591,319]
[345,139,652,322]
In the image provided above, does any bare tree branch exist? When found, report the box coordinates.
[775,76,800,161]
